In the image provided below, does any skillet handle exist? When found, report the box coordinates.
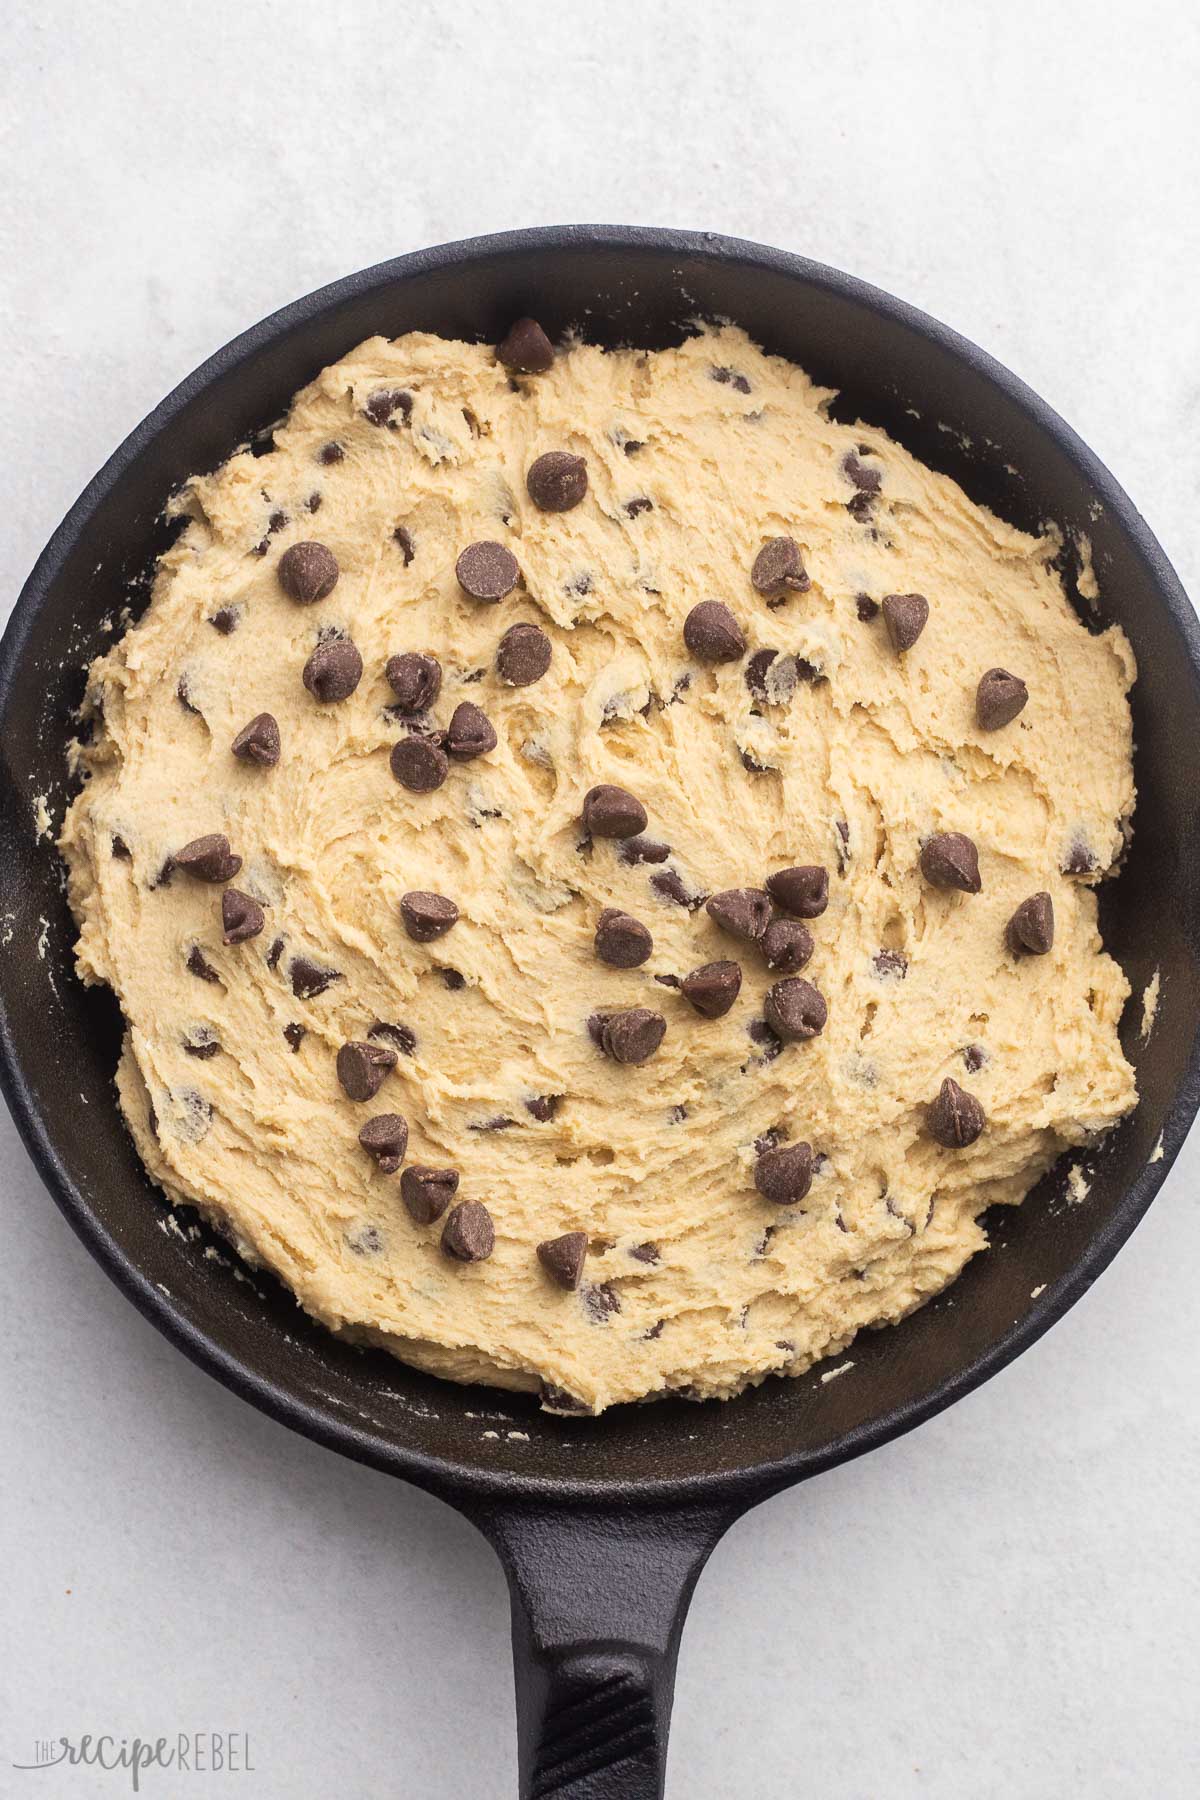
[468,1499,737,1798]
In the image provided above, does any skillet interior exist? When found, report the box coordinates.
[2,226,1198,1505]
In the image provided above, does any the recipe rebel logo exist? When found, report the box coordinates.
[11,1732,254,1790]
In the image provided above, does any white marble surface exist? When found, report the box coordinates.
[2,3,1198,1795]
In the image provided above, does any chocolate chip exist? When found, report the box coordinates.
[267,509,288,534]
[650,869,701,908]
[589,1008,666,1064]
[856,593,880,622]
[764,977,827,1041]
[221,888,265,944]
[755,1142,813,1205]
[681,959,742,1018]
[537,1230,587,1290]
[619,835,670,865]
[874,949,908,978]
[753,1126,786,1156]
[977,667,1029,730]
[1063,839,1097,876]
[744,649,777,701]
[881,592,929,653]
[583,1282,621,1321]
[847,491,875,523]
[365,388,412,426]
[927,1077,986,1148]
[594,908,654,969]
[401,1164,458,1225]
[303,638,362,703]
[439,967,466,990]
[527,451,588,512]
[176,677,200,715]
[111,835,131,860]
[176,1088,213,1138]
[456,540,520,602]
[183,1030,220,1059]
[920,832,982,893]
[390,734,449,792]
[740,746,773,774]
[706,888,771,944]
[400,891,459,942]
[540,1382,592,1413]
[210,607,239,634]
[683,600,746,663]
[175,834,242,882]
[318,442,344,465]
[445,701,497,759]
[186,945,219,983]
[525,1094,561,1122]
[842,452,881,493]
[442,1200,495,1262]
[289,957,342,999]
[630,1241,661,1265]
[746,1018,784,1063]
[497,621,552,686]
[278,541,339,604]
[582,784,647,839]
[358,1113,409,1174]
[283,1022,306,1052]
[711,366,751,394]
[386,652,441,714]
[751,537,809,596]
[762,919,814,972]
[394,525,416,564]
[346,1224,383,1256]
[266,937,285,969]
[962,1043,986,1073]
[497,317,555,373]
[369,1020,416,1055]
[336,1040,397,1102]
[625,497,653,518]
[766,866,829,918]
[231,712,281,766]
[1007,891,1054,956]
[470,1116,516,1133]
[307,492,322,513]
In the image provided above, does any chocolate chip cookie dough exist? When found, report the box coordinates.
[59,320,1138,1414]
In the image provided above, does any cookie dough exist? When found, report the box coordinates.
[60,322,1138,1414]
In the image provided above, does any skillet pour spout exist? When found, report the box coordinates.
[2,227,1199,1798]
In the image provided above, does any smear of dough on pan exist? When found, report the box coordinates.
[1066,1163,1092,1206]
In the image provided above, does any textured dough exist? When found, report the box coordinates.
[60,325,1137,1413]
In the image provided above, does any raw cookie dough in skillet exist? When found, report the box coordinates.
[60,321,1138,1414]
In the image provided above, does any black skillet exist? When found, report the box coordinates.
[2,227,1199,1799]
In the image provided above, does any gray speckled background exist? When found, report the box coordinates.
[2,2,1198,1795]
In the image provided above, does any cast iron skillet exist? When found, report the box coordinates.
[2,227,1199,1798]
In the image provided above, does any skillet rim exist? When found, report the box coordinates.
[2,222,1199,1509]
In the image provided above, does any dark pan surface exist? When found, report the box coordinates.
[2,226,1198,1507]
